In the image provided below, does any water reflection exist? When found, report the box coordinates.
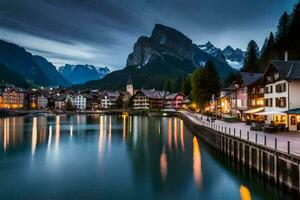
[240,185,252,200]
[55,115,60,151]
[193,136,202,190]
[0,115,294,200]
[160,146,167,181]
[31,117,37,155]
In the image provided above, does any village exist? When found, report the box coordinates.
[2,56,300,135]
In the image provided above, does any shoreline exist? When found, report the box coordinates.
[181,112,300,195]
[0,109,182,118]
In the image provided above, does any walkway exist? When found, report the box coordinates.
[183,111,300,157]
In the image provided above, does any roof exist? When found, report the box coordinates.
[268,60,300,80]
[285,108,300,114]
[239,72,263,86]
[127,77,133,85]
[140,89,166,99]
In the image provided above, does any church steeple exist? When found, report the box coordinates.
[126,77,134,96]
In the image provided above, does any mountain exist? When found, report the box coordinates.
[0,63,28,87]
[59,64,110,85]
[222,45,245,69]
[0,39,70,86]
[198,41,226,63]
[0,40,52,85]
[79,24,235,90]
[32,56,71,87]
[97,66,110,78]
[198,41,245,70]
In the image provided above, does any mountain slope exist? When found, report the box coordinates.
[0,63,28,87]
[79,55,196,91]
[33,56,71,87]
[79,24,235,90]
[59,64,109,85]
[0,40,52,85]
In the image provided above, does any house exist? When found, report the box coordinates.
[0,86,24,109]
[132,90,150,109]
[70,93,87,110]
[37,95,48,109]
[132,89,166,110]
[259,60,300,130]
[101,91,120,109]
[54,94,67,110]
[234,72,263,121]
[164,92,185,109]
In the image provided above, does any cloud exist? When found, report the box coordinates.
[0,0,298,69]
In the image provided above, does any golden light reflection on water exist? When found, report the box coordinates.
[55,115,60,150]
[3,118,9,151]
[160,146,167,181]
[174,118,178,151]
[240,185,251,200]
[180,120,185,152]
[98,115,106,158]
[31,117,37,155]
[193,136,202,190]
[122,114,127,141]
[108,116,112,152]
[168,118,172,152]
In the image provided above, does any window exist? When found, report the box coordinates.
[270,86,273,93]
[275,83,286,93]
[265,87,269,94]
[291,116,296,125]
[275,97,286,108]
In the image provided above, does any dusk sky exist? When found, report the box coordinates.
[0,0,298,70]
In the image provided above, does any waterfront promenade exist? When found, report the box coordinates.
[183,111,300,157]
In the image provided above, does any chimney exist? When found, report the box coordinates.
[284,51,288,62]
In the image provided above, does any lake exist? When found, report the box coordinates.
[0,114,296,199]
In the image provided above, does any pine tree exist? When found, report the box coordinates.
[191,61,220,108]
[288,2,300,59]
[258,32,277,71]
[241,40,259,72]
[180,75,192,96]
[275,12,290,57]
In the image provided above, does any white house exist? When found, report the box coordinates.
[37,95,48,109]
[70,93,86,110]
[260,60,300,131]
[101,91,120,109]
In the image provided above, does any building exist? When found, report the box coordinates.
[0,86,24,109]
[54,95,67,110]
[126,77,134,96]
[70,93,87,110]
[164,92,185,109]
[132,90,150,109]
[259,60,300,130]
[101,91,120,109]
[234,72,263,121]
[37,95,48,109]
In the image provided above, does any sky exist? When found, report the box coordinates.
[0,0,298,70]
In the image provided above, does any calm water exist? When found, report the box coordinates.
[0,115,296,200]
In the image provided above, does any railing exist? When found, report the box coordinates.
[186,113,299,157]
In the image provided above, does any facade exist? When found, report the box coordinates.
[132,89,185,110]
[70,93,87,110]
[132,90,150,109]
[126,78,134,96]
[0,87,24,109]
[37,95,48,109]
[164,92,185,109]
[260,61,300,130]
[101,91,120,109]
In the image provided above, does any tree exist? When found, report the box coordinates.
[288,2,300,59]
[164,79,173,92]
[66,98,74,111]
[191,61,220,108]
[114,96,124,109]
[224,72,238,88]
[258,32,277,71]
[180,75,192,96]
[241,40,259,73]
